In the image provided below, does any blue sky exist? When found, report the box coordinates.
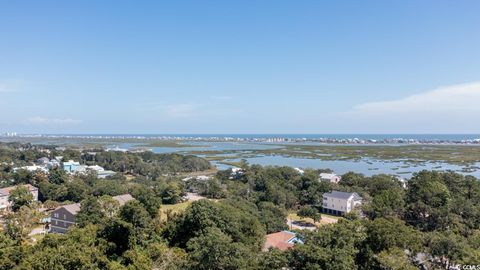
[1,1,480,134]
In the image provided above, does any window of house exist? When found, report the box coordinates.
[54,213,59,218]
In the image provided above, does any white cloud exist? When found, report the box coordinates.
[351,82,480,115]
[26,117,82,125]
[339,82,480,133]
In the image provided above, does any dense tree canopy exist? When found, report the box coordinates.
[1,142,480,269]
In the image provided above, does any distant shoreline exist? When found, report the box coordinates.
[1,133,480,145]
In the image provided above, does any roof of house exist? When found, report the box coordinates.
[63,160,80,166]
[55,194,134,215]
[97,170,116,175]
[263,231,301,251]
[319,173,339,179]
[37,157,50,162]
[73,165,87,172]
[0,184,38,196]
[323,190,361,200]
[87,165,104,171]
[113,194,134,206]
[61,203,82,215]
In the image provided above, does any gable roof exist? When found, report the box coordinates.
[323,190,362,200]
[55,194,134,216]
[61,203,82,215]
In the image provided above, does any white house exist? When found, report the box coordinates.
[319,173,341,184]
[396,177,407,189]
[322,191,362,215]
[294,168,305,175]
[0,184,39,211]
[229,167,245,179]
[13,165,49,174]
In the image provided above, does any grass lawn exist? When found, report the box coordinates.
[288,212,340,227]
[30,233,46,244]
[179,168,218,178]
[159,201,193,221]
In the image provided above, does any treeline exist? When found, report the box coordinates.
[1,143,212,188]
[1,146,480,269]
[82,151,212,177]
[0,142,54,165]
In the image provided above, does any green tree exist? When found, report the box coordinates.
[161,183,183,204]
[405,171,452,231]
[376,247,418,270]
[8,185,34,211]
[76,196,106,227]
[98,218,134,257]
[131,186,162,218]
[98,195,120,218]
[202,178,227,199]
[17,225,111,269]
[298,171,330,205]
[164,200,265,251]
[0,232,22,269]
[187,227,253,270]
[297,205,321,223]
[365,218,422,254]
[369,189,405,219]
[339,172,365,187]
[119,201,152,229]
[147,242,188,270]
[48,167,69,185]
[289,220,366,270]
[3,205,39,242]
[257,248,289,270]
[426,232,469,269]
[258,202,288,233]
[62,179,90,202]
[12,169,33,185]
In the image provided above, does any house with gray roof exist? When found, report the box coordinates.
[321,191,362,216]
[49,194,134,233]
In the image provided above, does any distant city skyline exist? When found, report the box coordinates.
[1,1,480,133]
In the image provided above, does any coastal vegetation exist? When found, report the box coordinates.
[197,144,480,165]
[1,142,480,268]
